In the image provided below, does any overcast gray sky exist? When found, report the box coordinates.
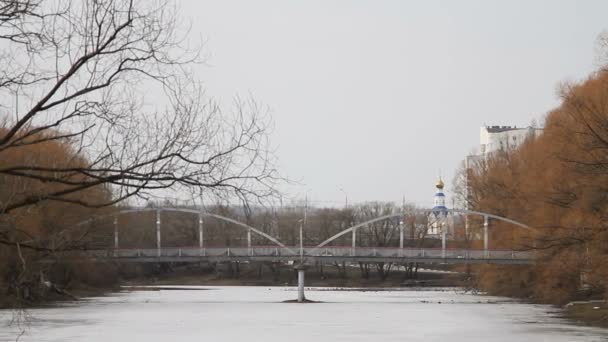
[182,0,608,208]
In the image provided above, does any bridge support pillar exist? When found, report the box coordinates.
[483,216,489,258]
[295,265,308,303]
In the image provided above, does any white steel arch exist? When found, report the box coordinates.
[75,207,293,252]
[314,208,531,250]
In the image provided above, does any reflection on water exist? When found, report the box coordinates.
[1,286,606,342]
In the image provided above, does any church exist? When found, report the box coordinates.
[427,177,454,239]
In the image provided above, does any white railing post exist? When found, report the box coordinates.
[156,209,161,257]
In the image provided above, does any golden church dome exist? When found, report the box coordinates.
[436,178,444,190]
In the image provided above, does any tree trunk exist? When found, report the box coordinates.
[375,262,393,281]
[359,262,370,279]
[334,262,347,279]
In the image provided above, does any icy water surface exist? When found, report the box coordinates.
[1,286,607,341]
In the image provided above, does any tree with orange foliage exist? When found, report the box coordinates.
[0,128,116,307]
[461,69,608,304]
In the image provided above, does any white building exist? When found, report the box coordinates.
[462,125,543,234]
[479,125,543,155]
[466,125,544,173]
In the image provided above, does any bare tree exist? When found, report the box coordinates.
[0,0,278,217]
[353,202,399,281]
[0,0,280,313]
[594,30,608,71]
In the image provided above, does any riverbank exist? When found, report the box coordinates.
[563,301,608,328]
[0,283,120,309]
[121,263,465,288]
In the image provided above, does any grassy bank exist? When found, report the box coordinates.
[563,301,608,328]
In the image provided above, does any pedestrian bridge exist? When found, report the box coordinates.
[75,206,536,266]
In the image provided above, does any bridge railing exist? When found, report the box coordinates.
[97,246,532,260]
[309,247,531,260]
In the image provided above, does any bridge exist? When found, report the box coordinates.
[74,207,535,265]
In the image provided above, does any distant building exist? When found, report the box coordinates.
[466,125,544,196]
[479,125,543,155]
[463,125,543,233]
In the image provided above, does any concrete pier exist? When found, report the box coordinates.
[294,265,308,302]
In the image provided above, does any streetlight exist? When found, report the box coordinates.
[339,187,348,208]
[302,188,311,227]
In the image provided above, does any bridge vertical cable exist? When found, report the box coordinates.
[198,213,204,257]
[113,216,119,250]
[247,228,252,256]
[483,215,489,259]
[399,220,404,257]
[351,228,356,257]
[299,220,304,261]
[156,210,161,257]
[441,222,447,259]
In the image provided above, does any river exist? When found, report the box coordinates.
[1,286,606,341]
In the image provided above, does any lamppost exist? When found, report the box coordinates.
[339,187,348,208]
[300,189,311,227]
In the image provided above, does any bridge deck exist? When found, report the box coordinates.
[86,246,533,265]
